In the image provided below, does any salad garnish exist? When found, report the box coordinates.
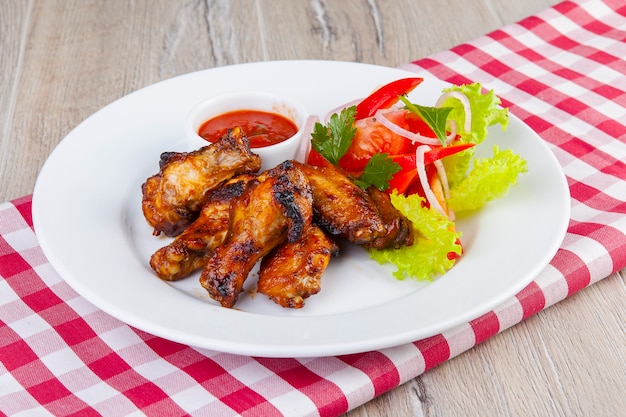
[311,106,400,191]
[307,78,528,280]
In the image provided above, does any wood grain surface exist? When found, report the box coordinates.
[2,1,624,416]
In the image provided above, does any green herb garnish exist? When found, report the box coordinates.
[311,106,357,165]
[353,153,401,191]
[399,95,452,146]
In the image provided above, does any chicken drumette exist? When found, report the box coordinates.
[258,224,338,308]
[199,160,313,308]
[149,174,255,281]
[293,161,414,250]
[293,163,380,242]
[141,127,261,236]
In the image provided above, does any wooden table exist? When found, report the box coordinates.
[2,1,624,416]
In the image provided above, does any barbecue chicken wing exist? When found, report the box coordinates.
[199,160,313,308]
[258,224,338,308]
[141,127,261,236]
[293,162,387,245]
[149,175,255,281]
[363,186,415,250]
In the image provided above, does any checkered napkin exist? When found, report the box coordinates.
[2,0,625,415]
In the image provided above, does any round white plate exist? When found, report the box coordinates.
[32,60,570,357]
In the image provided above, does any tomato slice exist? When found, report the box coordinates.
[306,148,334,168]
[355,78,423,120]
[337,110,415,173]
[403,111,439,138]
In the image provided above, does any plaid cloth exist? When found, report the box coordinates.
[1,0,625,415]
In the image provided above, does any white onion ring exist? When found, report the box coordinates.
[433,159,450,200]
[415,145,447,217]
[433,159,454,221]
[435,91,472,132]
[295,115,319,162]
[445,120,457,144]
[374,109,441,146]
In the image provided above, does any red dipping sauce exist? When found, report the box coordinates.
[198,109,298,148]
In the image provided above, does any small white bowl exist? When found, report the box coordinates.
[186,91,309,171]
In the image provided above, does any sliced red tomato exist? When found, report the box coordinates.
[337,110,415,173]
[403,111,439,138]
[306,148,334,168]
[355,77,423,120]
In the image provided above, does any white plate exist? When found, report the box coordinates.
[32,60,570,357]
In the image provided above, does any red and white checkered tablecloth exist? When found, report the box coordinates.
[1,0,625,415]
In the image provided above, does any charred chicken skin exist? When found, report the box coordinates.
[293,162,388,245]
[149,175,255,281]
[199,160,313,308]
[258,224,338,308]
[141,127,262,237]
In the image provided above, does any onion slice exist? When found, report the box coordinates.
[435,91,472,132]
[444,120,457,145]
[433,159,454,221]
[374,109,441,146]
[296,115,319,162]
[415,145,447,217]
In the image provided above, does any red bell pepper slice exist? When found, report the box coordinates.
[388,142,475,194]
[387,166,418,194]
[391,142,474,170]
[422,142,475,165]
[355,78,423,120]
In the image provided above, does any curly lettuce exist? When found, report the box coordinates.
[441,83,510,188]
[369,192,462,281]
[443,82,509,144]
[447,146,528,212]
[441,83,526,213]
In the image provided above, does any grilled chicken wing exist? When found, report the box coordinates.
[141,127,261,236]
[149,175,255,281]
[258,224,338,308]
[363,186,415,249]
[293,162,387,245]
[199,160,313,308]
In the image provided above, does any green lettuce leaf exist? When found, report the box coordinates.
[443,82,509,143]
[441,83,510,188]
[369,192,462,280]
[447,146,528,212]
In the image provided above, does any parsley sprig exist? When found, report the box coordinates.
[353,153,400,190]
[311,105,400,191]
[311,106,357,166]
